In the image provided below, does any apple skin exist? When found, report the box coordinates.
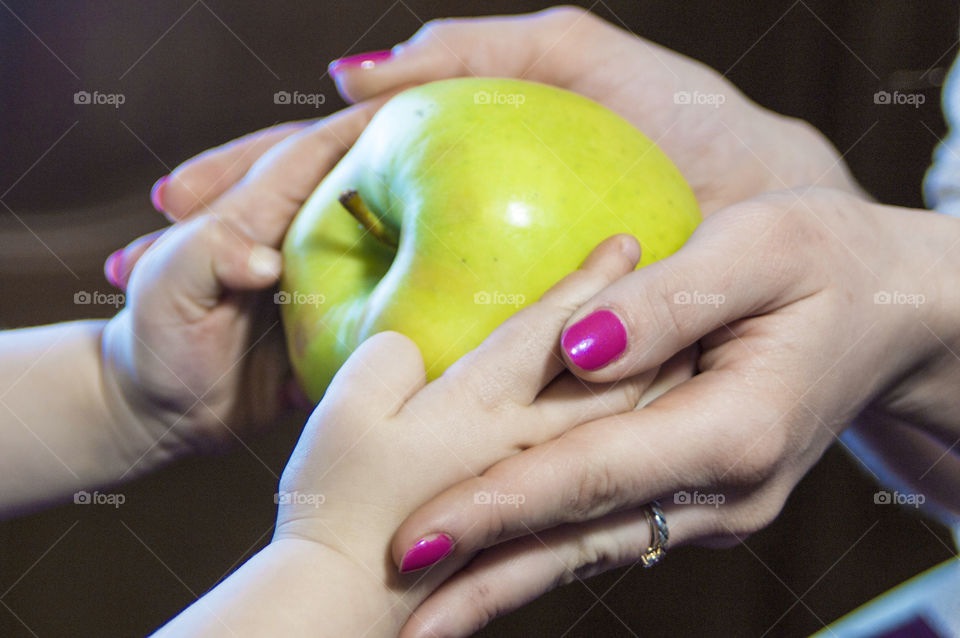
[281,77,701,400]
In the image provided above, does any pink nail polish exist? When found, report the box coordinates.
[561,310,627,371]
[328,49,394,76]
[150,175,169,212]
[104,249,124,289]
[399,533,453,573]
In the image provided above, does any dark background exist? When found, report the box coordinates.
[1,1,958,636]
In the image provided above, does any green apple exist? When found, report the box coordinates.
[281,77,700,400]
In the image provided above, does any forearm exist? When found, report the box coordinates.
[0,321,162,518]
[153,539,409,637]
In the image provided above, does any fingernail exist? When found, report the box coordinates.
[104,249,125,289]
[620,236,641,264]
[329,49,394,76]
[561,310,627,370]
[150,175,169,212]
[248,245,282,279]
[399,533,453,573]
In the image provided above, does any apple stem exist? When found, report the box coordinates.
[339,189,399,249]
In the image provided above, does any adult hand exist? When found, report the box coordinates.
[327,6,864,214]
[389,187,960,637]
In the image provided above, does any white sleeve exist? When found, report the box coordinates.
[924,54,960,215]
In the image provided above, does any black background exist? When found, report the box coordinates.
[0,1,957,636]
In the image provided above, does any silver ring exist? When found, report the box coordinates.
[640,501,668,568]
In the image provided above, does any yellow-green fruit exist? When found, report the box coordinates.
[281,78,701,400]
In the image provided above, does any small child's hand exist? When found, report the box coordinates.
[269,234,684,627]
[99,103,377,461]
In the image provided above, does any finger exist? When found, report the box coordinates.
[420,234,641,411]
[204,99,384,248]
[322,331,427,419]
[559,202,813,382]
[127,214,282,315]
[160,121,312,222]
[328,7,606,104]
[104,228,167,290]
[533,344,696,428]
[399,504,705,638]
[392,371,759,571]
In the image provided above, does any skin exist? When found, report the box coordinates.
[94,5,960,636]
[155,237,679,636]
[281,76,700,398]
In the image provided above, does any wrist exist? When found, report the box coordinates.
[763,113,867,198]
[99,312,190,474]
[157,538,407,637]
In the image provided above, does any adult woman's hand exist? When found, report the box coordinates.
[389,187,960,637]
[327,6,864,214]
[133,5,863,244]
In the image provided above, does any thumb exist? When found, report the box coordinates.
[328,7,606,104]
[559,203,810,382]
[127,215,281,315]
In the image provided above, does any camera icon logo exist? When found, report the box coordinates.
[74,490,92,504]
[874,90,891,105]
[874,490,892,505]
[274,291,292,305]
[274,91,292,105]
[473,490,492,505]
[673,290,691,305]
[473,90,491,105]
[673,91,691,105]
[74,291,92,304]
[873,290,891,305]
[674,490,691,505]
[74,91,91,104]
[474,291,491,304]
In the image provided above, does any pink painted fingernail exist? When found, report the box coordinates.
[328,49,394,76]
[150,175,169,212]
[399,533,453,573]
[104,249,124,289]
[561,310,627,370]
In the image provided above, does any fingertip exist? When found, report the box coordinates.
[150,175,168,213]
[618,233,642,266]
[247,244,282,281]
[104,249,124,289]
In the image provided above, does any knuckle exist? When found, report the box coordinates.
[706,407,790,486]
[727,493,789,538]
[539,5,594,29]
[414,17,458,43]
[565,452,620,521]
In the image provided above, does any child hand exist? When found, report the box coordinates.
[99,103,378,462]
[259,235,688,635]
